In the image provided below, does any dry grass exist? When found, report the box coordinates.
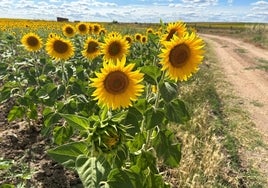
[166,40,268,187]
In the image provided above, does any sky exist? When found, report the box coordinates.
[0,0,267,23]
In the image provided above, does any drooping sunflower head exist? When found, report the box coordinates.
[62,24,76,37]
[161,21,187,43]
[82,37,100,60]
[76,23,88,35]
[45,35,75,61]
[21,32,43,52]
[124,35,133,44]
[159,32,205,81]
[101,35,130,62]
[90,58,144,110]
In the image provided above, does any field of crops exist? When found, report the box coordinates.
[0,18,207,187]
[1,18,267,188]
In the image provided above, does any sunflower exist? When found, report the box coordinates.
[159,32,205,81]
[82,37,100,60]
[21,32,43,52]
[45,35,74,61]
[101,35,129,62]
[141,35,147,44]
[90,58,144,110]
[161,21,187,43]
[62,24,76,37]
[124,35,133,44]
[93,23,101,35]
[76,23,88,35]
[134,33,142,42]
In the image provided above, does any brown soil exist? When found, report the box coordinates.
[0,100,82,187]
[201,33,268,178]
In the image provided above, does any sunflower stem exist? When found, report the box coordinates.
[61,60,68,100]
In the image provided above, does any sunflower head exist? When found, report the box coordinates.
[21,32,43,52]
[62,24,76,37]
[76,23,88,35]
[93,23,101,34]
[146,28,154,34]
[101,35,130,62]
[141,35,147,43]
[159,32,205,81]
[124,35,133,44]
[135,33,142,42]
[90,58,144,110]
[45,35,75,61]
[161,21,187,43]
[82,37,100,60]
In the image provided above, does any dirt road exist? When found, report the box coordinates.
[201,34,268,141]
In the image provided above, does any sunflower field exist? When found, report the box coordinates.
[0,19,204,187]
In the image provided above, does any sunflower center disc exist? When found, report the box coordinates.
[66,27,74,34]
[108,41,121,56]
[87,41,98,53]
[104,71,129,94]
[53,40,68,54]
[169,43,190,68]
[27,36,39,47]
[79,24,86,32]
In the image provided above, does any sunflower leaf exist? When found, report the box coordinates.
[159,82,178,103]
[140,65,161,84]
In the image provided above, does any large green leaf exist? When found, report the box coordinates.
[159,82,178,103]
[107,167,142,188]
[164,99,190,124]
[140,65,161,84]
[47,141,88,169]
[145,107,165,130]
[152,130,181,167]
[76,155,110,188]
[53,125,74,145]
[60,113,90,131]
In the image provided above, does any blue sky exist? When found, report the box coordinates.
[0,0,267,23]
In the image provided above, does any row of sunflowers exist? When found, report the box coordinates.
[0,19,204,187]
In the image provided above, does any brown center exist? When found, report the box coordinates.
[78,24,87,32]
[87,41,98,53]
[27,36,39,47]
[94,26,100,33]
[166,28,177,41]
[108,41,121,56]
[66,27,74,34]
[169,43,190,68]
[53,40,68,54]
[104,71,129,94]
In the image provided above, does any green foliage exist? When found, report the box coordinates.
[0,20,200,187]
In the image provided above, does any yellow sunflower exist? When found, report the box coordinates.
[141,35,147,44]
[159,32,205,81]
[21,32,43,52]
[124,35,133,44]
[82,37,100,60]
[93,23,101,35]
[76,23,88,35]
[161,21,187,42]
[134,33,142,42]
[62,24,76,37]
[101,35,129,62]
[90,58,144,110]
[45,35,75,61]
